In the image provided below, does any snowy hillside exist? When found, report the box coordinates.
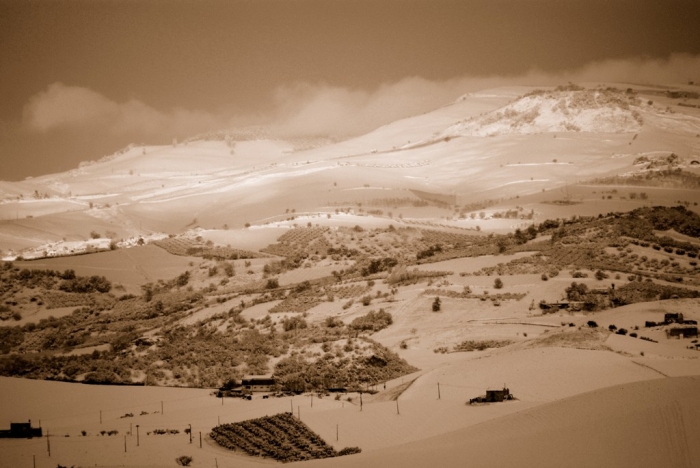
[442,85,646,137]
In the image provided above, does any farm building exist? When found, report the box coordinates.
[665,313,685,324]
[485,387,512,402]
[666,327,699,339]
[242,376,276,392]
[469,387,514,404]
[0,420,42,438]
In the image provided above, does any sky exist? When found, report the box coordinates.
[1,0,700,181]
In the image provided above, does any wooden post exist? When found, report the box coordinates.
[311,394,313,408]
[360,393,363,411]
[438,382,441,400]
[136,425,140,447]
[124,435,127,452]
[215,458,218,468]
[336,424,338,441]
[161,401,163,415]
[290,398,293,414]
[189,424,192,444]
[33,454,36,468]
[199,431,202,448]
[297,406,300,419]
[130,422,132,436]
[221,396,224,406]
[46,430,50,457]
[396,399,400,415]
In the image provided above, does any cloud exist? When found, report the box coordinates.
[21,54,700,142]
[22,82,223,138]
[270,53,700,138]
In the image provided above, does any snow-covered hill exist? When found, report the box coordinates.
[442,85,646,137]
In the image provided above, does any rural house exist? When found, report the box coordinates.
[0,420,42,438]
[242,376,276,392]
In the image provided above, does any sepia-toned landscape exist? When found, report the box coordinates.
[2,2,700,467]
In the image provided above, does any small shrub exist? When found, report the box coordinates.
[587,320,598,328]
[432,296,441,312]
[338,447,362,456]
[494,278,503,289]
[176,456,193,466]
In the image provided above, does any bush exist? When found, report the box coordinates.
[541,273,548,281]
[594,270,608,281]
[176,456,193,466]
[282,316,308,332]
[587,320,598,328]
[265,278,279,289]
[432,297,441,312]
[494,278,503,289]
[350,309,393,332]
[338,447,362,456]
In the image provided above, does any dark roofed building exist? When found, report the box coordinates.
[667,327,698,339]
[242,375,276,392]
[0,420,42,438]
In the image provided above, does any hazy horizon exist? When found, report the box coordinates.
[1,0,700,181]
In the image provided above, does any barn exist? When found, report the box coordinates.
[242,376,276,392]
[0,421,42,438]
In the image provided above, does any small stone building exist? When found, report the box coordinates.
[664,313,685,324]
[0,421,42,438]
[469,387,514,404]
[485,387,512,402]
